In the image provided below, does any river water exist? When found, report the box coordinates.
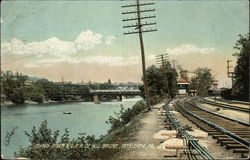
[1,97,141,158]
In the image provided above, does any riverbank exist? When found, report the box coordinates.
[95,102,165,159]
[1,97,133,107]
[1,99,58,107]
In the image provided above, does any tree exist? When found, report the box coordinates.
[233,33,249,100]
[28,85,45,103]
[194,67,214,96]
[140,64,178,105]
[177,65,189,81]
[1,71,28,104]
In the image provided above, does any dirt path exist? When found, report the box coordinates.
[113,103,168,159]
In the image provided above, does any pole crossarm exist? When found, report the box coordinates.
[156,54,169,57]
[124,29,157,35]
[122,9,155,15]
[156,56,169,59]
[123,22,156,28]
[121,3,155,8]
[122,15,156,21]
[122,0,157,109]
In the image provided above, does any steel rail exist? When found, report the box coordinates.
[214,97,249,105]
[164,102,214,160]
[201,99,250,113]
[176,101,250,148]
[187,100,250,127]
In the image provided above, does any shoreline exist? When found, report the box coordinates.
[1,97,142,107]
[0,99,85,107]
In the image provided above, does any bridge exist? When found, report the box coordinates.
[45,89,142,102]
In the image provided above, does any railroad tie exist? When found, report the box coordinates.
[233,148,249,153]
[216,137,233,143]
[212,134,229,139]
[220,140,238,146]
[226,143,247,149]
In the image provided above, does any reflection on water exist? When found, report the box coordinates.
[1,97,141,158]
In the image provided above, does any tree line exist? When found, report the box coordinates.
[220,33,249,101]
[1,71,117,104]
[141,61,214,105]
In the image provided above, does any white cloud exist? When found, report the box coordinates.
[23,54,160,68]
[23,63,40,68]
[75,30,102,50]
[105,35,116,45]
[1,30,105,58]
[23,55,141,68]
[64,56,140,66]
[166,44,215,55]
[147,55,156,60]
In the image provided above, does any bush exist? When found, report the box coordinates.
[14,120,99,159]
[28,93,44,103]
[150,95,163,105]
[106,100,147,133]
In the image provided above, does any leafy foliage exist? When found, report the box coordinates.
[1,71,28,104]
[233,33,249,100]
[14,120,99,160]
[27,85,45,103]
[140,64,178,105]
[1,71,119,104]
[177,65,189,81]
[106,100,147,133]
[194,67,214,96]
[4,127,18,147]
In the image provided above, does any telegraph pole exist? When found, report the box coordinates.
[155,54,169,67]
[227,60,235,87]
[61,75,64,84]
[172,60,176,69]
[156,54,171,98]
[122,0,157,109]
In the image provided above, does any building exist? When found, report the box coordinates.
[177,78,190,97]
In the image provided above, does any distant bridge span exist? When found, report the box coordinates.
[46,89,141,96]
[45,89,142,102]
[90,89,141,95]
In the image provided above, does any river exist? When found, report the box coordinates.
[1,97,141,158]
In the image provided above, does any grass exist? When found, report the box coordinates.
[95,110,147,159]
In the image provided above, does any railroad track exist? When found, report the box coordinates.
[214,98,249,105]
[174,98,250,157]
[164,102,214,160]
[201,99,250,113]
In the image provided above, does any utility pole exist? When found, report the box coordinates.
[155,54,169,67]
[227,60,235,87]
[122,0,157,109]
[156,54,171,98]
[172,60,176,69]
[61,75,64,84]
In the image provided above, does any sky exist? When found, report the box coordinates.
[1,0,249,87]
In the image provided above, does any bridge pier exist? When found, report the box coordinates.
[117,95,122,101]
[93,95,101,103]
